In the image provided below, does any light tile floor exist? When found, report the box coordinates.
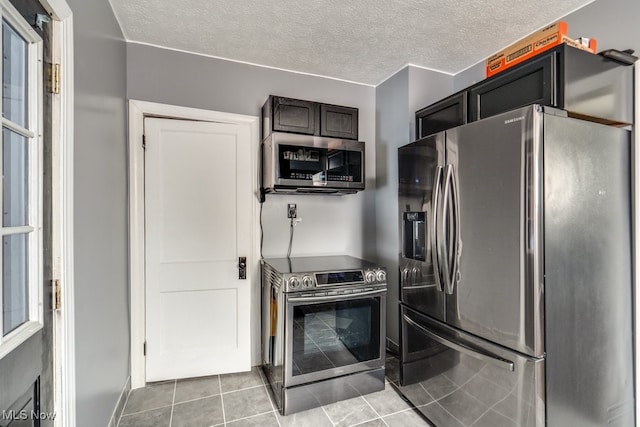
[117,356,431,427]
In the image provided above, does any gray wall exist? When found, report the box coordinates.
[126,43,376,260]
[455,0,640,90]
[127,43,377,364]
[375,68,408,348]
[375,66,454,346]
[68,0,130,425]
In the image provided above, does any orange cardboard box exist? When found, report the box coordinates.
[486,21,596,77]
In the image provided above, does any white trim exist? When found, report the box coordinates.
[2,226,36,235]
[56,14,75,427]
[0,321,42,359]
[2,118,36,138]
[127,41,377,88]
[375,62,456,87]
[406,63,455,76]
[2,1,41,42]
[128,99,260,389]
[37,3,74,426]
[40,0,72,20]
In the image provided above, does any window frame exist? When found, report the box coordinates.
[0,0,44,359]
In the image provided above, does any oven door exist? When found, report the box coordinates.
[284,288,386,387]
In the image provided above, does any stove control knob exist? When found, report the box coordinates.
[376,270,386,282]
[288,276,300,290]
[302,275,313,289]
[365,271,376,283]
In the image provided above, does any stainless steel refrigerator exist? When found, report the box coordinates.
[397,104,635,427]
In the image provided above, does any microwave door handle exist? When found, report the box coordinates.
[431,166,444,292]
[439,165,453,295]
[403,314,515,372]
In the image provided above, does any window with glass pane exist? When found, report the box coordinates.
[3,128,28,227]
[3,234,28,334]
[2,19,27,127]
[1,15,36,339]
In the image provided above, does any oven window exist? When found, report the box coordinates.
[291,297,381,376]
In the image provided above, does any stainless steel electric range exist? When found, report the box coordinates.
[261,255,387,415]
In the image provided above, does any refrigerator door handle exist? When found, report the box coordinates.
[448,165,461,295]
[440,164,453,294]
[404,314,515,372]
[431,166,444,292]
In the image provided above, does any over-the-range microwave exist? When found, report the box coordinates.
[262,132,365,194]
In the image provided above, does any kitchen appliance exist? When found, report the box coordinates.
[261,255,387,415]
[398,104,634,426]
[262,132,365,194]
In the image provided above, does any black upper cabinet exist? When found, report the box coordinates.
[263,96,359,140]
[470,53,554,121]
[269,96,319,135]
[321,104,359,140]
[416,92,467,139]
[415,44,633,135]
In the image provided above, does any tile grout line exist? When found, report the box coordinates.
[380,406,423,419]
[118,403,175,418]
[219,375,227,426]
[115,388,132,427]
[260,368,282,427]
[223,409,278,424]
[431,400,467,427]
[361,394,386,426]
[172,392,222,406]
[168,380,177,427]
[440,370,492,427]
[168,373,255,407]
[221,383,264,395]
[319,401,336,426]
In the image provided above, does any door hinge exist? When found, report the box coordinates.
[142,135,146,150]
[48,63,60,94]
[53,279,62,310]
[143,341,147,356]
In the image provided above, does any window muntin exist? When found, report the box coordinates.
[0,0,42,356]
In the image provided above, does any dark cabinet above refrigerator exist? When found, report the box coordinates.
[263,95,359,140]
[415,93,467,140]
[415,44,634,138]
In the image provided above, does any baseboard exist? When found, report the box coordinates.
[386,338,400,356]
[108,376,131,427]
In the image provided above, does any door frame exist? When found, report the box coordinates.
[128,100,260,389]
[32,1,74,426]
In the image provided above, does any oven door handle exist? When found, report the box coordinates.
[288,288,386,303]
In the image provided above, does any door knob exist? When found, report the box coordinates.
[239,257,247,280]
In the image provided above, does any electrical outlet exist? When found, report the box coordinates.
[287,204,297,219]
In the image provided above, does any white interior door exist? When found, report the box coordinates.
[144,117,251,381]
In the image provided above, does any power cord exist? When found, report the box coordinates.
[286,217,302,259]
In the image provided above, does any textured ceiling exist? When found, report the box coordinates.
[109,0,594,86]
